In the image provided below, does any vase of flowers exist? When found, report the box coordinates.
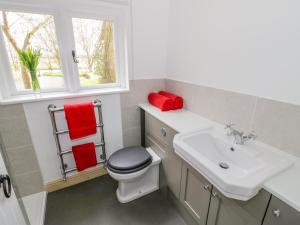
[17,47,41,92]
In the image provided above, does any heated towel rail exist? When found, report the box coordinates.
[48,99,106,180]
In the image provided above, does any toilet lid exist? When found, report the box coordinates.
[107,146,152,172]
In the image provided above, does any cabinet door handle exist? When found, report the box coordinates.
[273,209,280,217]
[161,128,167,137]
[204,184,210,191]
[212,191,218,198]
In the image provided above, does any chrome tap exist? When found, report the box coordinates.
[225,123,257,145]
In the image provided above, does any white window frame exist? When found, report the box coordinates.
[0,0,130,100]
[64,8,127,91]
[0,4,69,96]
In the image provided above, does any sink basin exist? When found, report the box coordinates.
[173,127,293,200]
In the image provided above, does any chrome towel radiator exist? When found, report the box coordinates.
[48,99,106,180]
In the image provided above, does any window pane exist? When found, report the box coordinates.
[72,18,117,86]
[0,11,64,91]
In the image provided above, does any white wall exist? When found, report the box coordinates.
[167,0,300,106]
[131,0,169,79]
[23,95,123,183]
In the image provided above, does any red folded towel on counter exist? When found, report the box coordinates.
[64,102,97,140]
[158,91,183,110]
[72,143,97,171]
[148,93,174,111]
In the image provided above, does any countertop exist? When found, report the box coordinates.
[140,103,300,212]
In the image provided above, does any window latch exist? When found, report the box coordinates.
[71,50,79,64]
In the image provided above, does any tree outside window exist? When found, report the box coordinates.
[0,11,116,91]
[72,17,116,86]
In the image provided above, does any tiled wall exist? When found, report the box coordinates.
[166,79,300,158]
[0,104,44,197]
[2,77,299,197]
[121,79,165,147]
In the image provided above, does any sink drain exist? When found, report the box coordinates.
[219,162,229,169]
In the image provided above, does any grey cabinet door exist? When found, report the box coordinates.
[207,187,271,225]
[180,163,212,225]
[263,195,300,225]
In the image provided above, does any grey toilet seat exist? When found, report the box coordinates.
[107,146,152,174]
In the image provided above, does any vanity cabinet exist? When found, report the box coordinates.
[207,187,271,225]
[144,112,182,199]
[180,163,212,225]
[263,196,300,225]
[141,109,299,225]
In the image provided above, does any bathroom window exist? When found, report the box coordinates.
[0,1,129,100]
[72,18,117,87]
[0,11,65,92]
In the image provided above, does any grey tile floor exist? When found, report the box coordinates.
[44,175,187,225]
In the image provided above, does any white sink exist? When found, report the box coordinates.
[173,127,294,201]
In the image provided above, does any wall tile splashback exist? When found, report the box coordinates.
[121,79,165,147]
[165,79,300,158]
[252,98,300,158]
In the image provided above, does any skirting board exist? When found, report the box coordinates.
[45,164,107,192]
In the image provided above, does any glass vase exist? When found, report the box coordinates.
[30,70,40,93]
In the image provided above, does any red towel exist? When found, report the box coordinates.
[72,143,97,171]
[148,93,174,111]
[64,102,97,140]
[158,91,183,110]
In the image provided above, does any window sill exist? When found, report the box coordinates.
[0,87,130,105]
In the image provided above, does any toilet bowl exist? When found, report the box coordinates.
[107,146,161,203]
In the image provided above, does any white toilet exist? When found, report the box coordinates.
[107,146,161,203]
